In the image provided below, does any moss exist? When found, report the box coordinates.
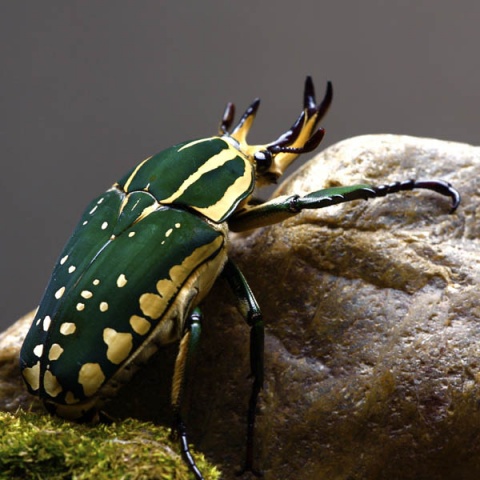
[0,410,220,480]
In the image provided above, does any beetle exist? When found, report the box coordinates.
[20,77,460,479]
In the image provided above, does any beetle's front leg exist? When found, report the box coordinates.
[222,260,264,478]
[171,307,204,480]
[229,179,460,232]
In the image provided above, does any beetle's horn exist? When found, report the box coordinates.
[219,102,236,135]
[266,77,333,175]
[230,98,261,144]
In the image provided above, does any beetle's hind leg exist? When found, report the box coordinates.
[171,307,205,480]
[222,260,264,477]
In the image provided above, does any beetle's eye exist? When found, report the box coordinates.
[254,150,273,171]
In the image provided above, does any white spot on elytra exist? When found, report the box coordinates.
[60,255,68,265]
[48,344,64,361]
[103,328,133,364]
[76,303,85,311]
[89,205,98,215]
[128,231,136,238]
[68,265,76,274]
[60,322,76,335]
[101,221,108,230]
[55,287,65,299]
[165,228,173,237]
[35,317,42,326]
[22,362,40,391]
[43,370,62,397]
[129,315,151,335]
[43,316,52,332]
[33,344,44,358]
[117,274,127,288]
[78,363,105,396]
[83,220,88,226]
[175,223,181,228]
[93,279,100,286]
[97,197,104,204]
[81,290,93,299]
[100,302,109,312]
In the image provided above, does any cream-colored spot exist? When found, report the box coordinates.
[165,228,173,237]
[101,221,108,230]
[83,221,88,226]
[117,274,127,288]
[100,302,109,312]
[156,278,175,298]
[97,197,104,204]
[93,279,100,285]
[55,286,66,299]
[22,362,40,391]
[44,370,62,397]
[78,363,105,397]
[43,316,52,332]
[65,391,78,404]
[60,322,76,335]
[129,315,151,335]
[68,265,76,274]
[81,290,93,299]
[139,293,164,319]
[60,255,69,265]
[175,223,181,228]
[128,231,136,237]
[103,328,133,364]
[48,343,64,361]
[33,344,44,358]
[89,205,98,215]
[110,235,116,240]
[76,303,85,311]
[161,240,165,245]
[35,317,42,326]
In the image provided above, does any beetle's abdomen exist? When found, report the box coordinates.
[20,188,226,412]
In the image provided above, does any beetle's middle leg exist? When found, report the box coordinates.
[171,307,204,480]
[222,259,264,477]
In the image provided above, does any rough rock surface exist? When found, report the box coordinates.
[1,135,479,480]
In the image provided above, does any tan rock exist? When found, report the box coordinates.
[1,135,479,479]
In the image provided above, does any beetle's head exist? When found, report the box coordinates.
[219,76,333,187]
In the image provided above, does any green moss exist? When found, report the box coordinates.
[0,411,220,480]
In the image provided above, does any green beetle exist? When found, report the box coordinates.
[20,77,460,479]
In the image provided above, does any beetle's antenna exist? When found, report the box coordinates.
[219,102,235,135]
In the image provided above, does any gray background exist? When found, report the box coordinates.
[1,1,479,329]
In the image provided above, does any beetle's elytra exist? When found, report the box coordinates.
[20,77,460,479]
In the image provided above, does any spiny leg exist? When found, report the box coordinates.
[222,260,264,477]
[171,307,204,480]
[229,179,460,232]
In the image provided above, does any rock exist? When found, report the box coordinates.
[0,310,43,414]
[1,135,479,479]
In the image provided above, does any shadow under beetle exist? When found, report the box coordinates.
[20,77,460,478]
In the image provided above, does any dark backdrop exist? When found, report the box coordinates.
[1,1,479,328]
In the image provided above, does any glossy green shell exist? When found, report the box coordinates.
[20,137,254,416]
